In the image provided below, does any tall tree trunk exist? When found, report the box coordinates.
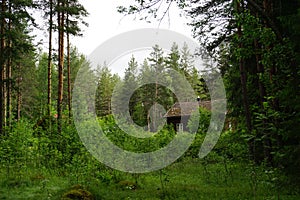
[6,48,11,127]
[67,7,71,122]
[236,0,254,160]
[6,1,12,128]
[262,0,274,166]
[254,38,272,164]
[48,0,53,117]
[2,61,7,127]
[1,0,7,129]
[153,75,158,132]
[3,51,6,129]
[0,68,3,134]
[0,0,5,134]
[57,0,65,134]
[17,65,22,121]
[17,87,22,121]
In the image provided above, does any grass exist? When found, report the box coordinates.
[1,158,298,200]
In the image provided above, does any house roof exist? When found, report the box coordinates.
[164,101,211,118]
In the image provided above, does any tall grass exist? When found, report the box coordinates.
[0,119,298,199]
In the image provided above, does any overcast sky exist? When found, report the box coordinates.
[76,0,193,56]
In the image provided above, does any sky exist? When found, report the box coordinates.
[30,1,197,76]
[70,0,199,76]
[75,0,194,56]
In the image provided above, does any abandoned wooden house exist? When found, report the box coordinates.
[164,100,211,132]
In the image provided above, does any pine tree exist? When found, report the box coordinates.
[0,0,36,132]
[138,59,155,130]
[57,0,65,134]
[47,0,54,117]
[95,65,120,117]
[147,45,172,131]
[65,0,88,121]
[123,56,139,117]
[166,42,180,71]
[0,0,7,133]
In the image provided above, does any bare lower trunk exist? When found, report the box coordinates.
[67,17,71,122]
[262,0,274,166]
[57,0,65,134]
[237,0,253,160]
[6,56,11,127]
[17,65,22,121]
[17,91,22,121]
[3,62,7,128]
[0,0,4,134]
[48,0,53,117]
[6,1,12,128]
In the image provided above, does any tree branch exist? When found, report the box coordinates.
[246,0,282,40]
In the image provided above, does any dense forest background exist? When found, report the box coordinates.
[0,0,299,199]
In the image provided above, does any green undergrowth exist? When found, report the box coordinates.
[0,159,299,200]
[0,120,299,199]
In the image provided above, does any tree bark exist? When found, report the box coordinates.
[48,0,53,118]
[67,5,72,122]
[0,0,5,134]
[3,61,6,128]
[246,0,282,40]
[6,1,12,128]
[262,0,274,166]
[236,0,254,160]
[57,0,65,134]
[17,65,22,121]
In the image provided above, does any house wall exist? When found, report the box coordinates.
[167,116,190,132]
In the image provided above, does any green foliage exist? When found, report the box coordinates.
[1,0,300,198]
[98,115,176,153]
[118,1,300,183]
[1,118,299,199]
[95,65,120,117]
[219,1,300,182]
[65,0,89,36]
[188,107,211,134]
[109,43,206,132]
[215,131,248,161]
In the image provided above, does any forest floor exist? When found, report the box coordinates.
[0,158,299,200]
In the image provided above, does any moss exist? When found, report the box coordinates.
[2,179,31,188]
[61,185,94,200]
[117,180,137,190]
[30,174,46,182]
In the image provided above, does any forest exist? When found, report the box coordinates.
[0,0,300,199]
